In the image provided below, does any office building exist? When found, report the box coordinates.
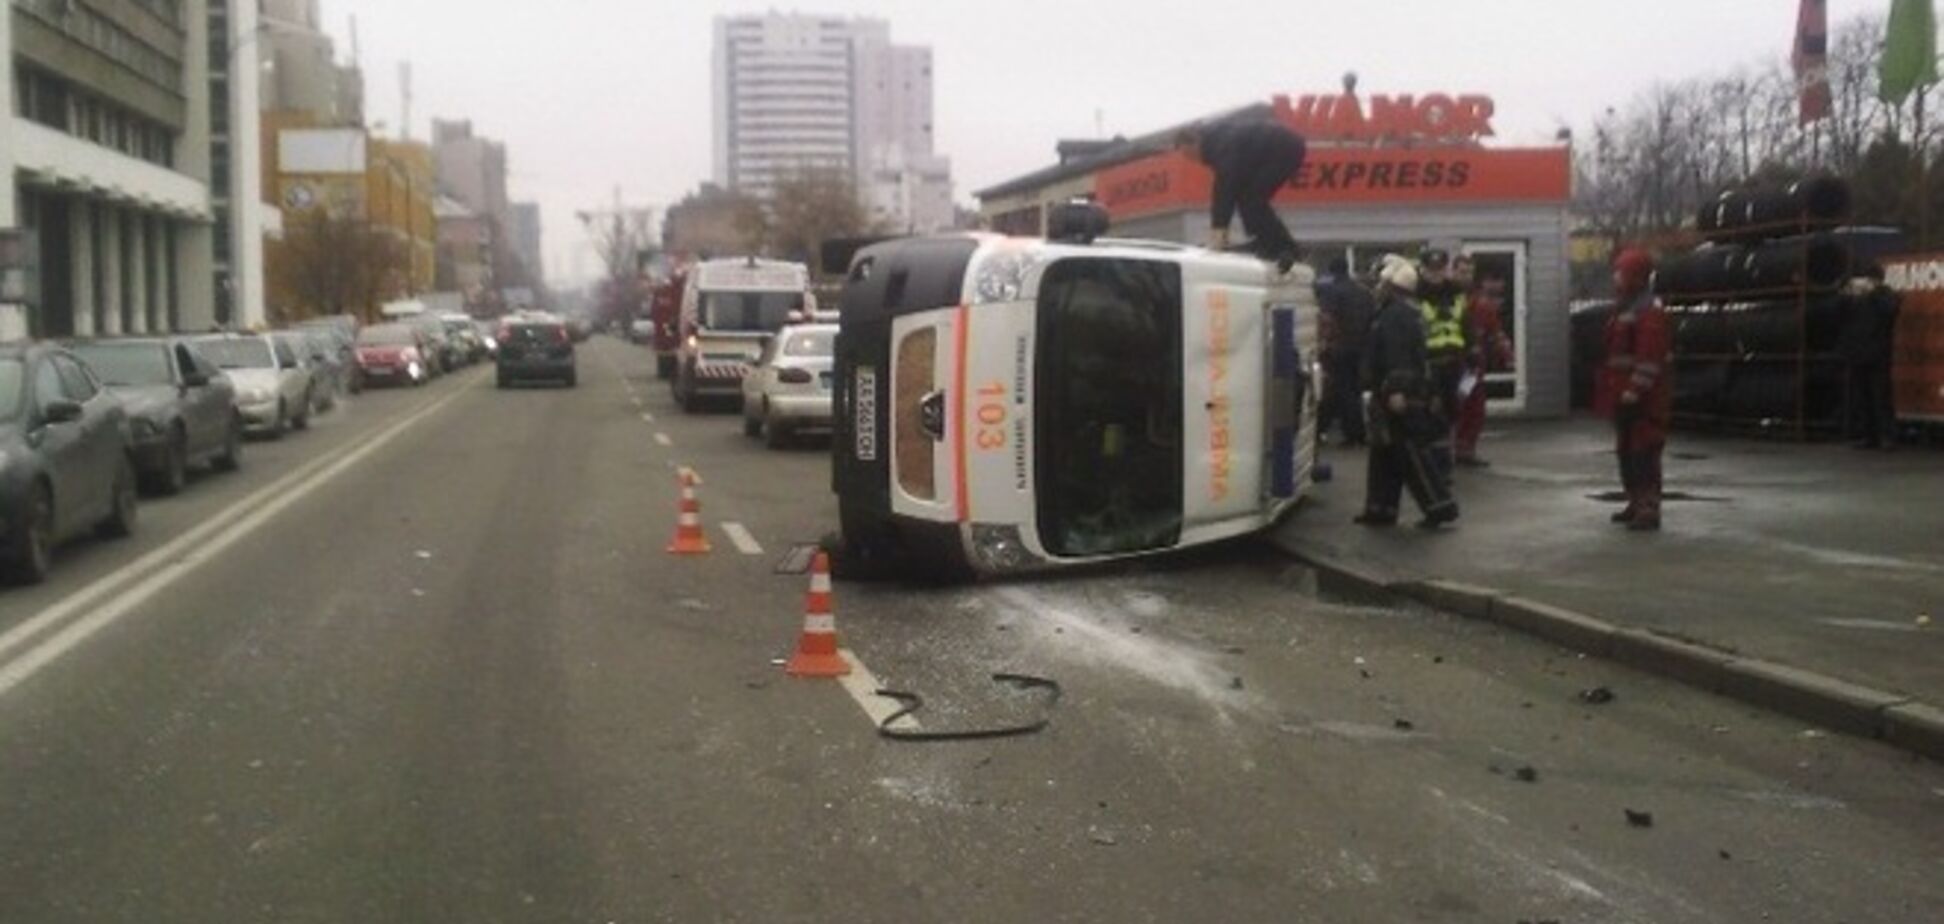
[509,200,542,285]
[711,12,952,232]
[257,0,362,124]
[4,0,270,336]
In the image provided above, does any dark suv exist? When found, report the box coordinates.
[495,318,578,388]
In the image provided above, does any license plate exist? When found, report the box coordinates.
[854,367,879,461]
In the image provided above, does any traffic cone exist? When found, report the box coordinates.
[665,471,713,555]
[786,551,850,678]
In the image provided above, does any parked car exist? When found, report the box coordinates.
[66,338,243,495]
[296,318,363,394]
[275,331,339,416]
[408,313,457,374]
[495,317,578,388]
[355,323,434,387]
[441,313,489,364]
[192,334,315,438]
[0,342,139,584]
[742,323,837,448]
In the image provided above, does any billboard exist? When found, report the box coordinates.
[1884,253,1944,422]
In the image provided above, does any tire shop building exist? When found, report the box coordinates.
[976,91,1575,417]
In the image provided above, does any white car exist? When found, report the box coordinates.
[741,323,837,448]
[827,210,1320,581]
[192,334,316,438]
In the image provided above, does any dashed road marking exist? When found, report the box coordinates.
[654,432,673,447]
[721,522,764,556]
[836,650,919,732]
[640,412,655,423]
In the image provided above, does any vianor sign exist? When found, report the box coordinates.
[1272,92,1498,143]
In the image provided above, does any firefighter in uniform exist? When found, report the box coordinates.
[1417,250,1471,478]
[1597,249,1672,532]
[1357,255,1460,529]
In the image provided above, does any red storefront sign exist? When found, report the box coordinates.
[1094,147,1573,220]
[1884,253,1944,422]
[1273,92,1498,143]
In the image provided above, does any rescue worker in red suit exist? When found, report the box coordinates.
[1453,256,1514,466]
[1597,249,1673,531]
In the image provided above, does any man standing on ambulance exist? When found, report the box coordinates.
[1175,119,1309,273]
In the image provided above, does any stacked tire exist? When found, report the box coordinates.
[1658,177,1906,434]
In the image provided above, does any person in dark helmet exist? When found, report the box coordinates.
[1357,255,1459,530]
[1174,119,1309,273]
[1836,263,1901,450]
[1597,248,1672,532]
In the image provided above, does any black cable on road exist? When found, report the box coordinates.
[874,673,1063,742]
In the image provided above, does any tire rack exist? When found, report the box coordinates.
[1667,212,1849,441]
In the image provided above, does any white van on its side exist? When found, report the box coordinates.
[829,222,1320,581]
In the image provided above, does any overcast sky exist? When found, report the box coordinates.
[318,0,1898,282]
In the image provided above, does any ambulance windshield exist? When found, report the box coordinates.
[1034,257,1185,557]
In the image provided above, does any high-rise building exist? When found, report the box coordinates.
[258,0,363,124]
[509,201,543,286]
[430,118,512,295]
[432,119,508,224]
[4,0,269,337]
[711,13,952,232]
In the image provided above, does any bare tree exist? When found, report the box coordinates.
[269,209,411,324]
[1575,11,1938,239]
[737,167,881,270]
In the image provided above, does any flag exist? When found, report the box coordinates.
[1880,0,1939,104]
[1794,0,1833,125]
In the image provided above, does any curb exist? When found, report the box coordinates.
[1277,546,1944,762]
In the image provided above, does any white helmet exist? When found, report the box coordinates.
[1378,254,1419,294]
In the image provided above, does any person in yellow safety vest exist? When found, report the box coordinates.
[1416,250,1472,479]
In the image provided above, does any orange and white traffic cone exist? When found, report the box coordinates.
[665,470,713,555]
[786,550,850,678]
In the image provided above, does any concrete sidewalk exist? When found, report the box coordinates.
[1272,418,1943,750]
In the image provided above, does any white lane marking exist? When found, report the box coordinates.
[0,382,475,665]
[837,650,919,732]
[640,412,655,423]
[654,433,673,447]
[631,397,644,409]
[721,522,764,556]
[0,383,475,698]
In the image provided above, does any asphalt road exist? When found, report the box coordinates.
[0,337,1938,923]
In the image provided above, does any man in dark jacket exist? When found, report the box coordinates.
[1837,264,1901,450]
[1176,120,1309,272]
[1316,257,1374,445]
[1357,256,1459,529]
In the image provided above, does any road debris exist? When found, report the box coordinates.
[1513,765,1539,783]
[1625,809,1655,828]
[414,550,433,560]
[1392,718,1415,731]
[1229,676,1245,691]
[1088,827,1119,847]
[1578,686,1616,705]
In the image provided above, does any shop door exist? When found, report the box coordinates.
[1460,242,1528,413]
